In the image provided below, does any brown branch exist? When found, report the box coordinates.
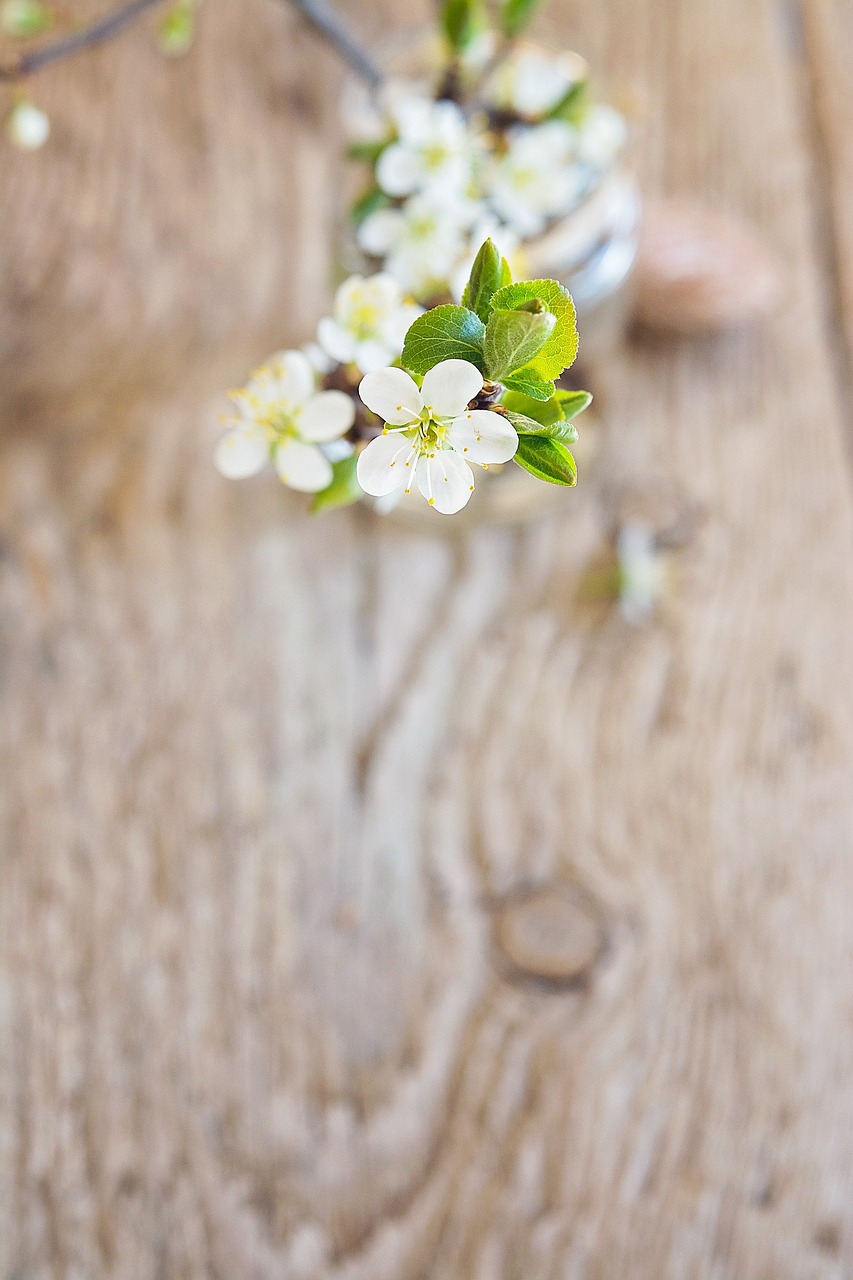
[282,0,384,89]
[0,0,166,81]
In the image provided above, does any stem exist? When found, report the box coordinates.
[282,0,384,89]
[0,0,165,82]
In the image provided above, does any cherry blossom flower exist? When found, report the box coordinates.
[485,122,584,238]
[215,350,354,493]
[356,360,518,514]
[577,105,628,171]
[358,193,477,298]
[376,97,473,198]
[317,273,422,374]
[486,47,578,120]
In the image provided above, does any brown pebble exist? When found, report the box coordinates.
[494,886,605,984]
[634,200,783,334]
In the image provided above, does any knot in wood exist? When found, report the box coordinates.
[493,885,606,986]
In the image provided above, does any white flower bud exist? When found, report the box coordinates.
[6,100,50,150]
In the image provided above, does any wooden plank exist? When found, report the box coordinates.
[3,0,853,1276]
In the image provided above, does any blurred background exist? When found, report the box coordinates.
[2,1,853,1276]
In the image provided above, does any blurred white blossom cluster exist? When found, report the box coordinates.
[348,42,628,302]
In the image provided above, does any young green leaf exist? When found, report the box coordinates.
[310,455,362,514]
[546,79,588,124]
[0,0,51,36]
[554,388,593,419]
[402,305,486,375]
[159,0,199,55]
[347,138,389,163]
[502,367,556,401]
[501,389,564,426]
[461,239,512,323]
[500,0,543,38]
[514,436,577,486]
[350,186,389,227]
[484,308,556,380]
[442,0,479,50]
[504,411,579,444]
[490,279,578,379]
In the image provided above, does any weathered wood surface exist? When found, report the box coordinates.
[3,0,853,1276]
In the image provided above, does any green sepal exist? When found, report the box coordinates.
[490,279,578,379]
[504,411,579,444]
[500,0,543,38]
[461,238,513,324]
[502,367,556,401]
[402,305,486,376]
[514,436,577,486]
[310,455,362,514]
[350,186,389,228]
[554,388,593,419]
[484,307,555,380]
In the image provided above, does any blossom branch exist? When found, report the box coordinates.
[282,0,384,89]
[0,0,165,82]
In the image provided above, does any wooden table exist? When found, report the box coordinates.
[3,1,853,1275]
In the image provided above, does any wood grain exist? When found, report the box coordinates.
[3,0,853,1276]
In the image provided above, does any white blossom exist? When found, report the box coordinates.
[577,105,628,171]
[5,100,50,150]
[485,121,584,238]
[358,193,477,298]
[486,47,577,120]
[376,97,474,198]
[317,273,422,374]
[215,350,354,493]
[357,360,518,515]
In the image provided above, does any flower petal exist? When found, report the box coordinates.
[353,339,394,374]
[357,208,403,256]
[356,432,416,496]
[268,349,315,409]
[377,143,424,196]
[300,391,355,443]
[317,316,355,365]
[449,409,519,465]
[416,450,475,514]
[274,440,333,492]
[420,359,483,419]
[214,426,269,479]
[359,367,423,425]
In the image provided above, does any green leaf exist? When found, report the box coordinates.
[514,436,577,486]
[504,411,578,444]
[484,308,555,380]
[461,239,512,324]
[554,388,592,419]
[347,138,388,163]
[502,367,555,400]
[402,305,486,376]
[159,0,199,55]
[500,0,542,37]
[546,79,588,124]
[310,455,362,514]
[490,279,578,379]
[350,185,388,227]
[501,389,564,426]
[442,0,480,50]
[0,0,51,36]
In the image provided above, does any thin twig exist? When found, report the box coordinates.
[283,0,384,89]
[0,0,165,82]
